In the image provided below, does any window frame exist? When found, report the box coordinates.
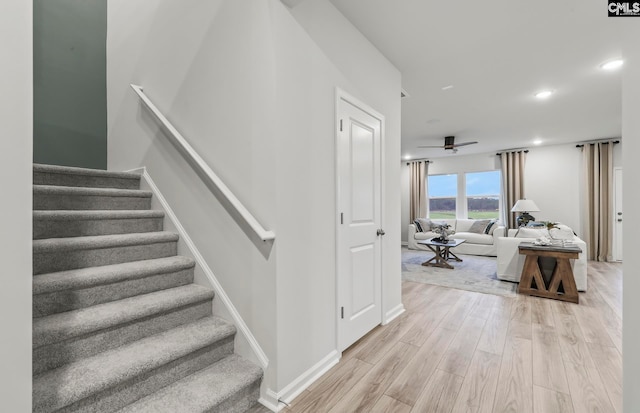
[464,170,501,220]
[427,173,458,220]
[427,169,502,220]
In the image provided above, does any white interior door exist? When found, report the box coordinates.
[613,168,623,261]
[336,91,383,352]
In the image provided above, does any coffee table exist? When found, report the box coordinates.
[416,238,466,269]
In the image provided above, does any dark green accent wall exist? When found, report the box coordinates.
[33,0,107,169]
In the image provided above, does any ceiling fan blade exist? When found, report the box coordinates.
[417,145,444,148]
[453,141,478,147]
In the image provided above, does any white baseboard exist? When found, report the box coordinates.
[383,303,405,325]
[130,167,269,370]
[260,350,341,412]
[401,241,408,246]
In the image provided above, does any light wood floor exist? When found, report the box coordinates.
[284,261,622,413]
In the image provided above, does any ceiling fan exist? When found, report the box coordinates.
[419,136,478,152]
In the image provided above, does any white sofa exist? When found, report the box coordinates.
[496,227,588,291]
[408,219,506,256]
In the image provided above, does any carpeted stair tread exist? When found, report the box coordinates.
[34,163,141,180]
[34,185,153,211]
[32,316,236,413]
[34,164,141,190]
[33,284,214,348]
[119,354,263,413]
[33,210,167,239]
[34,184,152,198]
[33,210,165,221]
[33,256,195,295]
[33,231,179,253]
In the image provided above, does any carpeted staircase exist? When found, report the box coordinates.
[32,163,263,413]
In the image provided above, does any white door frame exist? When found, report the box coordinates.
[334,87,386,352]
[613,167,623,261]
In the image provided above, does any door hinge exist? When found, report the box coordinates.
[340,212,344,224]
[341,307,344,319]
[339,119,343,131]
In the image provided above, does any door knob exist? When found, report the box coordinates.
[377,229,386,236]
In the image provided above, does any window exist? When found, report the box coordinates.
[465,171,500,219]
[428,174,457,219]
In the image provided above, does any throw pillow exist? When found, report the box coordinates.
[549,224,575,240]
[468,219,491,234]
[515,227,549,238]
[414,218,433,233]
[483,219,498,235]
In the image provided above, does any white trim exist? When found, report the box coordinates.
[613,166,623,262]
[401,241,409,247]
[260,350,341,412]
[258,391,281,413]
[129,167,269,369]
[383,303,405,325]
[129,84,275,242]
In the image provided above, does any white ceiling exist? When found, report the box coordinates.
[328,0,623,159]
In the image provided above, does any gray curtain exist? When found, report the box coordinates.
[582,143,614,261]
[409,161,428,222]
[500,151,527,229]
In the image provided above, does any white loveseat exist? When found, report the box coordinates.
[408,219,506,256]
[496,227,588,291]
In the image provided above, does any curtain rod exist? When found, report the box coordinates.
[575,139,620,148]
[405,159,432,165]
[495,149,529,156]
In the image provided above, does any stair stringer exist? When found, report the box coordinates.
[129,167,269,372]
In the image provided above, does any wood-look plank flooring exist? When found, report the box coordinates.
[284,261,622,413]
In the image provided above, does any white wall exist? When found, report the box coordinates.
[287,0,403,381]
[0,0,32,410]
[622,23,640,413]
[107,0,401,402]
[401,143,622,241]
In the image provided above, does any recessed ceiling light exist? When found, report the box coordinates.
[442,85,454,91]
[535,90,554,99]
[600,59,624,70]
[533,139,542,145]
[403,155,412,160]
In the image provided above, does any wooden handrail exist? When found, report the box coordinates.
[130,84,275,242]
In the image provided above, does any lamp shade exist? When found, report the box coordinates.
[511,199,540,212]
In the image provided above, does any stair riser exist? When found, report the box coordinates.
[34,217,164,239]
[211,379,262,413]
[33,241,177,275]
[33,300,212,375]
[34,193,151,211]
[34,268,194,317]
[44,337,235,413]
[34,172,140,190]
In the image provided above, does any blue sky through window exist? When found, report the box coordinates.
[428,174,457,197]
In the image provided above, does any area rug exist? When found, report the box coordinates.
[402,247,517,297]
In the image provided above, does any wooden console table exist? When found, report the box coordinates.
[517,242,582,304]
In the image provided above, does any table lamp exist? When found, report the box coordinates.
[511,199,540,227]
